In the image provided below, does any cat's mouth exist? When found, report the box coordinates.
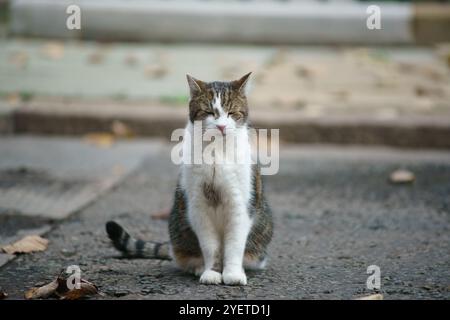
[204,128,227,136]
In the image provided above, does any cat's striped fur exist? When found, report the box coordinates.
[105,221,171,260]
[106,73,273,285]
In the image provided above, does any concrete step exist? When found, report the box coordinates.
[9,0,418,44]
[6,100,450,149]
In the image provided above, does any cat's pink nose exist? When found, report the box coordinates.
[216,125,226,134]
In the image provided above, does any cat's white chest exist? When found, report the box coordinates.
[180,124,253,212]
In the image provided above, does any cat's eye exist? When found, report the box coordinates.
[228,112,241,119]
[201,110,213,116]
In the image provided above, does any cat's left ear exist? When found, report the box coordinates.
[186,74,206,96]
[232,72,252,95]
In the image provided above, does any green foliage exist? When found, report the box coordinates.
[159,95,189,105]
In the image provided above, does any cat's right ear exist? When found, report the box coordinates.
[186,74,205,96]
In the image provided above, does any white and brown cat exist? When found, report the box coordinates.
[106,73,273,286]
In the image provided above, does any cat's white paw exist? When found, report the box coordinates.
[222,269,247,286]
[199,270,222,285]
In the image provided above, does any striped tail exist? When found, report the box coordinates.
[105,221,171,260]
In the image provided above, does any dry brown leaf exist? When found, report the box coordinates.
[144,64,167,78]
[9,51,28,69]
[266,48,289,67]
[111,120,134,138]
[295,65,313,79]
[415,85,444,97]
[435,43,450,67]
[83,132,115,148]
[87,51,105,64]
[25,272,99,300]
[221,65,241,79]
[397,62,415,73]
[6,93,21,107]
[24,279,58,299]
[151,208,171,220]
[41,42,64,60]
[331,90,350,101]
[355,293,384,300]
[389,169,415,184]
[1,235,49,254]
[55,273,99,300]
[59,282,99,300]
[124,54,138,66]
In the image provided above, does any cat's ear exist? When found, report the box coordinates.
[232,72,252,95]
[186,74,205,96]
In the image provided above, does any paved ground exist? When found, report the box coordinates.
[0,136,166,268]
[0,137,449,299]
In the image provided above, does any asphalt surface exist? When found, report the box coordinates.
[0,136,165,268]
[0,142,449,299]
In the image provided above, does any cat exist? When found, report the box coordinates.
[106,73,273,286]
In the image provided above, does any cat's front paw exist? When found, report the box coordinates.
[199,270,222,285]
[222,269,247,286]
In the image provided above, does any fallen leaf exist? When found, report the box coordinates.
[41,42,64,60]
[355,293,383,300]
[124,53,138,66]
[421,66,446,82]
[0,290,7,299]
[151,208,170,220]
[144,64,167,78]
[55,273,99,300]
[24,279,58,299]
[9,51,28,69]
[295,65,313,79]
[435,43,450,66]
[296,63,327,79]
[111,120,134,138]
[397,62,415,73]
[266,48,289,67]
[415,85,444,97]
[83,132,115,148]
[87,51,105,64]
[6,93,21,107]
[221,65,240,79]
[1,235,49,254]
[389,169,415,184]
[59,282,99,300]
[331,89,350,101]
[25,271,99,300]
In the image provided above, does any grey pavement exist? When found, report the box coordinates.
[0,136,166,267]
[0,138,449,299]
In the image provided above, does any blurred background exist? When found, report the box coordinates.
[1,1,450,300]
[0,0,449,148]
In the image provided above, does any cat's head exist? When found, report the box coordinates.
[186,73,251,135]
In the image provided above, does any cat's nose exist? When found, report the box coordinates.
[216,125,226,134]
